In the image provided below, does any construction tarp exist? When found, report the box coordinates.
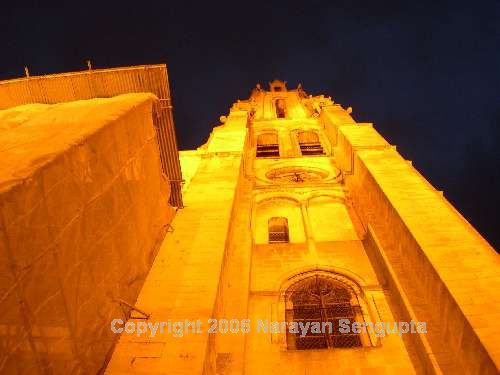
[0,93,173,373]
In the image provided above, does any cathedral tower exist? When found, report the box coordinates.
[106,80,499,374]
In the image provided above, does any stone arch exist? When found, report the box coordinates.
[255,130,280,157]
[283,275,363,349]
[277,267,366,298]
[305,193,346,206]
[253,195,305,244]
[306,195,359,241]
[255,194,301,207]
[254,127,279,139]
[290,127,330,156]
[271,268,377,349]
[256,131,278,144]
[274,97,287,118]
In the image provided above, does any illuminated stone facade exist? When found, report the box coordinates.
[106,80,499,374]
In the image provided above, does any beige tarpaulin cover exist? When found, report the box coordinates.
[0,93,172,373]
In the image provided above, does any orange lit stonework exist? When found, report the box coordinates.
[105,80,499,374]
[0,70,498,374]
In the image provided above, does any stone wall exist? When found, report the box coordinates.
[324,104,500,374]
[346,146,499,374]
[105,109,248,375]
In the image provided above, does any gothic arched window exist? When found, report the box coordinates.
[256,132,280,157]
[275,99,286,118]
[268,217,289,243]
[285,275,362,350]
[297,130,324,155]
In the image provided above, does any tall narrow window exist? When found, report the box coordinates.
[297,131,324,155]
[275,98,286,118]
[285,276,362,350]
[268,217,289,243]
[256,133,280,158]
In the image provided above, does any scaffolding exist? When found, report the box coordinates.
[0,64,183,207]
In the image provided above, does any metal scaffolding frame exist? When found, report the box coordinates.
[0,64,183,207]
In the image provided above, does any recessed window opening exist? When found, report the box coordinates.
[285,275,362,350]
[256,133,280,157]
[297,131,324,155]
[275,99,286,118]
[268,217,289,243]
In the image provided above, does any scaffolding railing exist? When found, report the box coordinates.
[0,64,183,207]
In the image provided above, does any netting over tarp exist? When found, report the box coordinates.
[0,93,173,373]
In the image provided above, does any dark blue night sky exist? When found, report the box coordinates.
[2,0,499,249]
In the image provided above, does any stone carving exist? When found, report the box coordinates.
[266,167,328,183]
